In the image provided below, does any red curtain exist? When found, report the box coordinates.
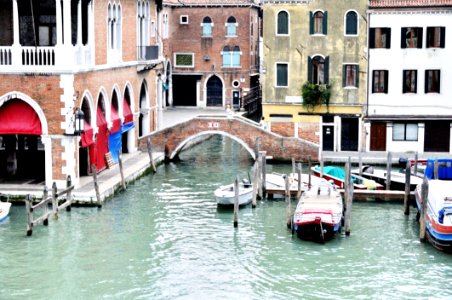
[95,104,108,172]
[0,100,42,135]
[123,98,133,124]
[80,121,94,148]
[110,105,121,133]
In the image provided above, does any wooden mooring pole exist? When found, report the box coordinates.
[413,152,419,175]
[92,164,102,208]
[386,151,392,190]
[344,157,354,235]
[403,162,411,215]
[52,182,58,220]
[285,175,292,231]
[257,152,263,200]
[419,176,429,242]
[118,150,126,191]
[308,156,312,187]
[260,151,267,198]
[358,152,363,177]
[233,176,239,228]
[146,136,157,173]
[25,195,33,236]
[297,163,302,198]
[252,162,258,208]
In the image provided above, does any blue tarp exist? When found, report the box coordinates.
[108,122,135,164]
[122,122,135,133]
[424,159,452,180]
[108,130,122,164]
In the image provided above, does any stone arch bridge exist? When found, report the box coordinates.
[140,115,319,162]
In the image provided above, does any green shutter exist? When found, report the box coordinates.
[323,11,328,35]
[307,56,312,82]
[417,28,423,49]
[324,56,329,84]
[355,65,359,88]
[309,12,314,35]
[342,65,346,87]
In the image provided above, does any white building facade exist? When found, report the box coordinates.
[366,0,452,154]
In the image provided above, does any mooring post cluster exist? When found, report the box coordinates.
[25,176,74,236]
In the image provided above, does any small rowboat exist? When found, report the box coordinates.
[214,179,253,206]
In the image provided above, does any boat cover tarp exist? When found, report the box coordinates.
[322,166,346,179]
[80,121,94,148]
[424,159,452,180]
[0,100,42,135]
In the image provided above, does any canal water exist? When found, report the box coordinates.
[1,135,451,299]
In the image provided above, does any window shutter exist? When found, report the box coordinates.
[386,29,391,49]
[424,70,428,93]
[417,28,423,49]
[323,11,328,35]
[384,70,388,93]
[307,56,312,82]
[324,56,329,84]
[401,28,407,49]
[355,65,359,88]
[438,70,441,93]
[372,71,376,93]
[369,28,375,48]
[309,12,314,35]
[414,72,417,94]
[342,65,346,87]
[440,27,446,48]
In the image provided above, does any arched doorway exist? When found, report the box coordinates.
[122,88,135,153]
[109,91,121,164]
[94,95,109,172]
[79,97,94,176]
[138,82,149,137]
[0,99,45,182]
[206,75,223,107]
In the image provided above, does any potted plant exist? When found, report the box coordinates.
[301,81,332,112]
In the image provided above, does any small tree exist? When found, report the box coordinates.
[301,81,332,112]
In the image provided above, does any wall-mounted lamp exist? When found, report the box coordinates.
[66,108,85,136]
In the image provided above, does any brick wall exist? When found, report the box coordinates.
[298,122,320,144]
[271,122,294,137]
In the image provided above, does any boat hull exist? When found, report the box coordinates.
[0,202,12,222]
[312,166,383,190]
[352,166,422,191]
[215,183,253,206]
[292,179,343,243]
[415,180,452,253]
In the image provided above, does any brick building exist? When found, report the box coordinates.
[0,0,164,188]
[160,0,261,109]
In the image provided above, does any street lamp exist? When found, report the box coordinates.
[74,109,85,136]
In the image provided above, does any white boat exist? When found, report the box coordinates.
[0,202,12,222]
[214,179,253,206]
[293,179,343,243]
[352,165,423,191]
[415,180,452,252]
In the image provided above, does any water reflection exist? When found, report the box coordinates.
[0,135,451,299]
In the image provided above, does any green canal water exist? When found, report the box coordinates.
[1,135,451,299]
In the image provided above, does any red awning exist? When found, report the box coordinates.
[110,105,121,133]
[95,104,108,172]
[80,121,94,148]
[0,100,42,135]
[123,98,133,124]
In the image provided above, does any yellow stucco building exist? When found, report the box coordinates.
[261,0,368,152]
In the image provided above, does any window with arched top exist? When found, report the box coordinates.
[277,11,289,35]
[202,16,213,37]
[345,11,358,35]
[310,11,327,35]
[226,16,237,36]
[307,56,329,84]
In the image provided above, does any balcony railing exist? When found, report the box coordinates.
[0,45,94,72]
[369,0,452,8]
[137,46,159,61]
